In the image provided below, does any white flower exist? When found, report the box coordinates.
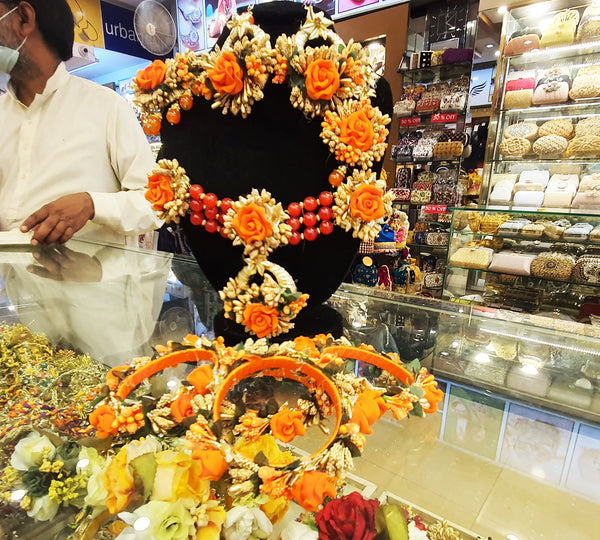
[83,468,109,514]
[77,446,105,475]
[223,506,273,540]
[27,495,59,522]
[10,432,56,471]
[408,520,430,540]
[117,500,195,540]
[279,521,319,540]
[126,435,162,463]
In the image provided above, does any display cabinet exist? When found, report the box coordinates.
[1,238,600,539]
[482,1,600,210]
[442,206,600,318]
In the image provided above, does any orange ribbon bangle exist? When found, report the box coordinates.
[117,349,217,400]
[322,346,415,386]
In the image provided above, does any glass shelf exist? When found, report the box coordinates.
[449,206,600,218]
[499,100,600,117]
[506,39,600,68]
[445,263,600,289]
[398,62,472,82]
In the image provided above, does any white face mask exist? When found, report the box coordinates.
[0,6,27,74]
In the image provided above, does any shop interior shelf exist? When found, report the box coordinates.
[505,39,600,68]
[445,263,600,290]
[397,61,472,82]
[499,101,600,116]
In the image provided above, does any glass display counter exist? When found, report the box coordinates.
[0,239,599,539]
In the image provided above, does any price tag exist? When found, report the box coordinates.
[430,112,458,123]
[399,116,421,126]
[423,204,447,214]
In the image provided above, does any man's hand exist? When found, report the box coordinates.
[27,245,102,282]
[20,193,95,245]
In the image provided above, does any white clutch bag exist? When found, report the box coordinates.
[542,191,574,207]
[488,252,537,275]
[489,185,514,204]
[547,174,579,193]
[513,191,545,207]
[519,170,550,187]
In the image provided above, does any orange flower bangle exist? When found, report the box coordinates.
[90,334,444,510]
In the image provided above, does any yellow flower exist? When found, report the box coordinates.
[152,450,210,504]
[235,434,294,467]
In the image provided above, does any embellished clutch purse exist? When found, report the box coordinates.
[530,252,576,281]
[449,246,494,270]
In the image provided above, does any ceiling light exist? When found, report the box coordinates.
[494,50,501,57]
[486,43,494,48]
[497,5,507,14]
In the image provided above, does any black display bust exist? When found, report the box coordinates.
[159,2,393,343]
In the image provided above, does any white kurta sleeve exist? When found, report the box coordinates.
[89,95,163,235]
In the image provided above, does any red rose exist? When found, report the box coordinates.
[316,491,380,540]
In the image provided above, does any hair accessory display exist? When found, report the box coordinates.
[136,6,393,339]
[86,336,442,514]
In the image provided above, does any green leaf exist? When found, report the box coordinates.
[337,434,362,457]
[283,459,302,471]
[130,453,157,499]
[405,358,421,375]
[254,451,269,467]
[409,385,424,399]
[411,401,424,417]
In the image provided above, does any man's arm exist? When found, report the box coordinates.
[21,92,162,245]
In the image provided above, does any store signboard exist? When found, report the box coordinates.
[100,1,170,60]
[67,0,105,49]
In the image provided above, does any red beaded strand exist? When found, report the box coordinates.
[188,184,334,242]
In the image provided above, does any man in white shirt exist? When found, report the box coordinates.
[0,0,162,246]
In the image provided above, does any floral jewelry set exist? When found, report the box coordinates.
[133,7,393,339]
[80,333,443,535]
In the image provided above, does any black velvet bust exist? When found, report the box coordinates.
[159,2,393,343]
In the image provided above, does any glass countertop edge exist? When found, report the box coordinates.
[334,282,600,343]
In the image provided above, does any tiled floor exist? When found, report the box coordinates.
[294,395,600,540]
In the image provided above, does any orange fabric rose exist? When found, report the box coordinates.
[243,303,279,338]
[89,404,118,438]
[350,390,388,434]
[135,59,167,90]
[294,336,319,358]
[187,364,214,395]
[340,110,375,152]
[170,390,195,423]
[104,448,136,514]
[291,470,337,512]
[270,407,306,443]
[145,174,174,210]
[208,52,244,95]
[349,184,385,222]
[191,448,228,481]
[305,59,340,101]
[232,203,273,243]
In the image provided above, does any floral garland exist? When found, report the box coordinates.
[133,6,393,339]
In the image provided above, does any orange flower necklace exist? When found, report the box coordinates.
[135,7,393,339]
